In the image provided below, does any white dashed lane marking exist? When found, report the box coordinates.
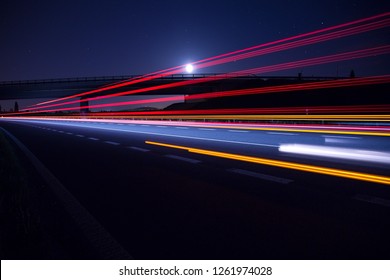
[228,130,248,133]
[165,155,201,164]
[30,123,278,148]
[104,141,120,145]
[228,168,293,184]
[353,194,390,208]
[128,146,150,152]
[321,135,361,139]
[267,132,297,136]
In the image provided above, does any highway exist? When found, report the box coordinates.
[1,118,390,259]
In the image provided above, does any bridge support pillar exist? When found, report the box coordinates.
[80,97,90,115]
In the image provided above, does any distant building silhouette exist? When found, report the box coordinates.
[350,69,356,78]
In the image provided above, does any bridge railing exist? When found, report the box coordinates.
[0,75,139,86]
[0,74,346,86]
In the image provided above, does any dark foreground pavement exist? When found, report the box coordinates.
[1,119,390,259]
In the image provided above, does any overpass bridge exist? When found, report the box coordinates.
[0,74,340,100]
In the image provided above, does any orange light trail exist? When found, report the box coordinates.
[145,141,390,185]
[3,116,390,136]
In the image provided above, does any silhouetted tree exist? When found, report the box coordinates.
[14,101,19,112]
[350,69,355,78]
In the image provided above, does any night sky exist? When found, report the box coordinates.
[1,0,389,83]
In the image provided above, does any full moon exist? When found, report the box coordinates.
[185,64,194,73]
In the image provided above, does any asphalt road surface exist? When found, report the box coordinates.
[1,118,390,259]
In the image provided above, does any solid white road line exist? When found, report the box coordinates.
[165,155,201,164]
[228,168,293,184]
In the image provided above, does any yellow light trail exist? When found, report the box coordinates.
[206,125,390,137]
[145,141,390,185]
[8,114,390,121]
[86,114,390,121]
[4,115,390,136]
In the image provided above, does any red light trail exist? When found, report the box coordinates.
[87,104,390,117]
[192,18,390,70]
[12,75,388,116]
[23,12,390,110]
[18,46,390,114]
